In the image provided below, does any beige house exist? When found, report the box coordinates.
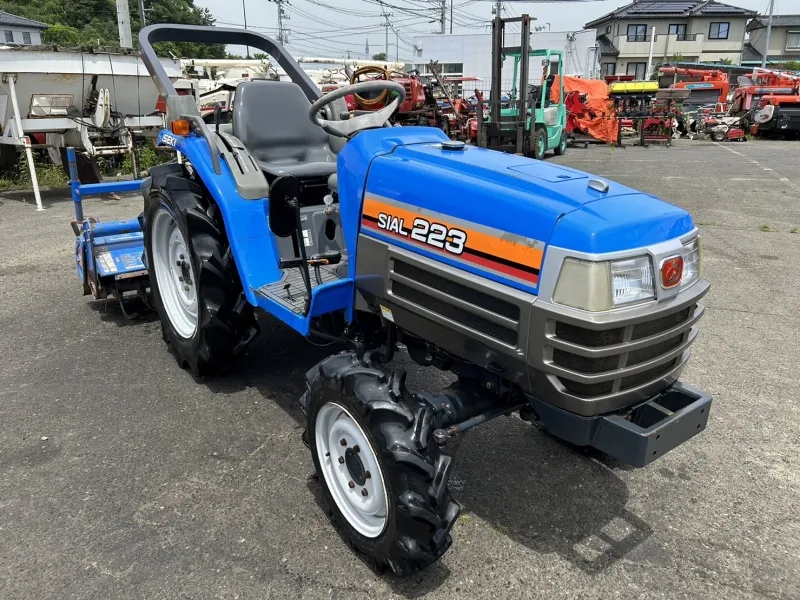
[586,0,756,79]
[743,15,800,66]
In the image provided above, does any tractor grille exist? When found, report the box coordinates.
[548,304,700,398]
[389,258,521,347]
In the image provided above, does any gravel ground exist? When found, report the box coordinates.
[0,139,798,600]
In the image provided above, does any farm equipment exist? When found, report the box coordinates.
[739,70,800,136]
[609,83,688,146]
[686,109,747,142]
[474,14,567,158]
[74,23,714,576]
[68,147,149,313]
[659,67,730,112]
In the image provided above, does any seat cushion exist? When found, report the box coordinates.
[232,80,337,178]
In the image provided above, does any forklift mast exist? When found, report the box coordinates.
[489,13,532,153]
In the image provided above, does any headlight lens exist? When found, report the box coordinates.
[553,256,655,312]
[553,258,613,312]
[611,256,656,306]
[553,237,701,312]
[681,237,702,287]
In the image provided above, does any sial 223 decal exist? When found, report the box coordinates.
[376,213,467,255]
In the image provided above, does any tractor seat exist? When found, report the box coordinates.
[232,80,337,179]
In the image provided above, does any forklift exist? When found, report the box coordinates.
[475,14,567,158]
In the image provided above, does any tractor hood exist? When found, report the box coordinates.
[350,128,694,292]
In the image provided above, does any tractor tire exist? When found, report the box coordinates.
[553,132,568,156]
[143,174,258,375]
[533,128,547,160]
[303,352,460,577]
[711,129,727,142]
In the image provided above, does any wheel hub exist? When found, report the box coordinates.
[151,207,199,339]
[344,446,367,486]
[315,403,388,538]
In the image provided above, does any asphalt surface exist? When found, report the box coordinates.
[1,139,799,599]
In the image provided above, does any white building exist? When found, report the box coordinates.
[410,30,599,95]
[0,11,47,46]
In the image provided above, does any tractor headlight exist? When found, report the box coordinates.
[553,255,655,312]
[681,237,702,288]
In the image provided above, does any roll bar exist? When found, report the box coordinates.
[138,24,322,104]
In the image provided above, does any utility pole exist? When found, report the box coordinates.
[493,1,502,17]
[270,0,290,46]
[116,0,133,48]
[440,0,446,34]
[761,0,774,69]
[396,31,399,61]
[242,0,250,59]
[382,14,393,58]
[137,0,146,28]
[450,0,453,34]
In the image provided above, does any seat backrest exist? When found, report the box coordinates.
[232,80,331,162]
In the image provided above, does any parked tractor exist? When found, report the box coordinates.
[72,24,713,577]
[472,14,567,158]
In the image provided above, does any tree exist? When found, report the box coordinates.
[0,0,225,58]
[372,52,387,61]
[716,58,733,65]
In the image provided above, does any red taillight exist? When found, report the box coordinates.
[660,256,684,289]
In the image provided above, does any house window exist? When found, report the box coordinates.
[3,30,13,43]
[788,31,800,50]
[669,24,687,41]
[442,63,463,74]
[627,25,648,42]
[606,26,611,34]
[627,62,647,80]
[709,22,729,40]
[603,63,616,76]
[22,32,32,45]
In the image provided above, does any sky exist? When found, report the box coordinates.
[196,0,800,60]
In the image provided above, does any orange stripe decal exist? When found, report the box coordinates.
[361,197,543,284]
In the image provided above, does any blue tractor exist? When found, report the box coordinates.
[77,25,713,575]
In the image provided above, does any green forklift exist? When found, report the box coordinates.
[475,14,567,158]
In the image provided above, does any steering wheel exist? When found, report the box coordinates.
[308,80,406,138]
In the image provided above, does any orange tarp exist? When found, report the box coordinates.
[551,76,618,144]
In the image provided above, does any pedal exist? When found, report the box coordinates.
[307,251,342,266]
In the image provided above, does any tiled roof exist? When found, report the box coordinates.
[740,43,762,62]
[585,1,757,29]
[0,11,49,29]
[739,43,800,63]
[747,15,800,31]
[597,34,619,56]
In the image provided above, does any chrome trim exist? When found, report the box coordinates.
[540,228,700,307]
[545,328,697,384]
[545,304,704,359]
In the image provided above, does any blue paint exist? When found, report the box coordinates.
[163,131,355,334]
[68,147,149,294]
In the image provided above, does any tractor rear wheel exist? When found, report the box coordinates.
[144,177,258,375]
[304,352,460,576]
[533,128,547,160]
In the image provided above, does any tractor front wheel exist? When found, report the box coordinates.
[304,352,460,576]
[144,178,258,375]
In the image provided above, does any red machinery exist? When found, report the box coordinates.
[659,67,730,111]
[348,66,434,126]
[731,70,800,135]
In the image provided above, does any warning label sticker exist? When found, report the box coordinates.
[97,252,117,273]
[121,252,145,270]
